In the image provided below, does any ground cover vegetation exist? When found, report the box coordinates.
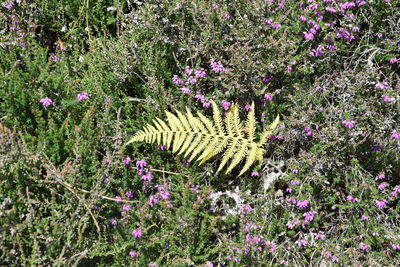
[0,0,399,266]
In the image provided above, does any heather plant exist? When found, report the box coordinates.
[1,0,400,266]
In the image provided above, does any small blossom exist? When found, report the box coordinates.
[264,93,273,101]
[315,231,326,240]
[148,262,158,267]
[376,199,387,209]
[125,190,134,198]
[131,228,143,239]
[375,172,385,180]
[110,218,118,227]
[221,100,231,111]
[296,200,309,209]
[391,130,400,140]
[122,204,131,212]
[185,66,193,75]
[244,104,252,111]
[202,100,211,108]
[39,97,53,107]
[359,242,369,251]
[382,95,394,102]
[251,171,259,177]
[378,183,388,190]
[181,87,191,94]
[123,157,131,165]
[286,187,292,193]
[77,92,90,101]
[195,68,206,78]
[210,60,228,73]
[194,92,205,101]
[372,232,379,236]
[296,239,308,247]
[376,82,389,90]
[129,251,138,260]
[172,75,185,85]
[392,244,400,250]
[389,58,398,64]
[290,180,300,185]
[262,76,272,83]
[342,120,356,128]
[361,215,369,221]
[187,76,197,84]
[346,195,359,203]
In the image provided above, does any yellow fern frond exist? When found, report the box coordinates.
[126,101,280,176]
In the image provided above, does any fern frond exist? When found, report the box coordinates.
[245,102,256,141]
[126,101,280,176]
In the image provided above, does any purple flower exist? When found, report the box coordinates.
[141,171,153,181]
[359,243,369,251]
[389,58,398,64]
[262,76,272,83]
[378,183,388,190]
[157,144,166,150]
[375,172,385,180]
[299,16,306,22]
[172,75,185,85]
[251,171,259,177]
[131,227,143,239]
[290,180,300,185]
[264,93,273,101]
[110,218,118,227]
[342,120,356,128]
[376,200,388,209]
[242,204,253,214]
[326,7,336,13]
[2,1,14,9]
[148,195,160,207]
[346,195,359,203]
[292,169,299,174]
[287,197,296,204]
[125,190,134,198]
[123,157,131,165]
[315,231,326,240]
[148,262,158,267]
[310,45,324,57]
[185,66,193,75]
[244,104,252,111]
[392,244,400,251]
[391,130,400,140]
[181,87,191,94]
[382,95,394,102]
[221,100,231,111]
[122,204,131,212]
[296,200,309,209]
[272,23,281,29]
[286,187,292,193]
[77,92,90,101]
[303,32,315,40]
[136,159,147,169]
[39,97,53,107]
[187,76,197,84]
[194,92,205,101]
[210,60,228,73]
[376,82,389,90]
[202,100,211,108]
[195,68,206,78]
[129,251,138,260]
[295,239,308,247]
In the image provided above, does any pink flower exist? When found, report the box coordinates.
[251,171,259,177]
[391,130,400,140]
[172,75,185,85]
[122,204,131,212]
[295,239,308,247]
[187,76,197,84]
[185,66,193,75]
[392,244,400,250]
[296,200,309,209]
[346,195,359,203]
[382,95,394,102]
[131,228,143,239]
[315,231,326,240]
[202,100,211,108]
[376,199,388,209]
[110,218,118,227]
[125,190,134,198]
[77,92,90,101]
[244,104,252,111]
[39,97,53,107]
[361,215,369,221]
[378,183,388,190]
[129,251,138,260]
[221,100,231,111]
[375,172,385,180]
[389,58,398,64]
[287,197,297,204]
[123,157,131,165]
[264,93,273,101]
[290,180,300,185]
[210,60,228,73]
[342,120,356,128]
[181,87,191,94]
[376,82,389,90]
[359,242,369,251]
[286,187,292,193]
[195,68,206,78]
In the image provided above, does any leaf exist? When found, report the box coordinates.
[126,102,280,175]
